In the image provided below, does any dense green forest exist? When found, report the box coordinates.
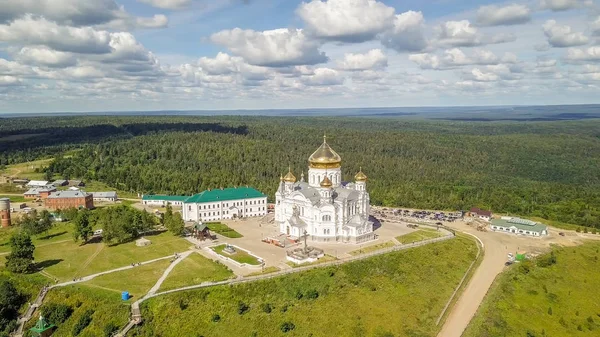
[1,116,599,227]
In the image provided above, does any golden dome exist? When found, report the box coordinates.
[355,167,367,182]
[309,135,342,169]
[283,167,296,183]
[320,175,333,188]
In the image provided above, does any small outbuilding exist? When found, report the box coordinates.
[136,237,152,247]
[192,222,212,241]
[30,315,55,337]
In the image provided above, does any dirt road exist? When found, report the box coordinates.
[437,221,597,337]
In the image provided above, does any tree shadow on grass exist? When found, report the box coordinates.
[35,259,63,270]
[38,231,67,240]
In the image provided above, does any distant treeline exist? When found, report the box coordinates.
[1,116,600,228]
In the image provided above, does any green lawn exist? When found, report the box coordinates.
[211,244,261,265]
[206,222,243,238]
[396,229,443,244]
[24,285,130,337]
[85,259,172,299]
[134,236,477,337]
[348,241,396,256]
[0,222,74,254]
[464,241,600,337]
[159,253,234,292]
[0,195,26,203]
[32,230,191,281]
[0,158,53,180]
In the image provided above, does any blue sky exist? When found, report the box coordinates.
[0,0,599,113]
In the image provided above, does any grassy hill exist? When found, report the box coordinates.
[464,241,600,337]
[131,236,477,337]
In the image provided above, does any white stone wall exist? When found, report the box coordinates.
[183,197,267,222]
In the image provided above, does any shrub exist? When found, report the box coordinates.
[305,289,319,299]
[280,304,288,313]
[559,317,567,327]
[593,228,598,234]
[179,299,188,310]
[584,227,589,234]
[547,307,552,315]
[237,302,249,315]
[295,291,303,300]
[576,227,582,233]
[280,321,296,333]
[103,322,119,337]
[261,303,272,314]
[211,314,220,322]
[72,309,94,336]
[526,331,536,337]
[41,303,73,325]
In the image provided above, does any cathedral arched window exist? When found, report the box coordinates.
[322,215,331,222]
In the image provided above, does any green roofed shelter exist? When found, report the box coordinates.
[490,217,548,237]
[183,186,268,223]
[30,315,55,337]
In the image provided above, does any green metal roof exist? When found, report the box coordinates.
[491,218,548,233]
[185,187,265,203]
[142,195,189,202]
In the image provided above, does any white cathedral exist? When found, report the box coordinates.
[275,136,375,244]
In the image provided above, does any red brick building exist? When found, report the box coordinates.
[45,191,94,210]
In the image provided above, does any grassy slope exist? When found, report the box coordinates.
[348,240,395,256]
[396,229,443,244]
[464,241,600,337]
[85,259,172,299]
[133,236,477,337]
[24,285,130,337]
[158,253,234,292]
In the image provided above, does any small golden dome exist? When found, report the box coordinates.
[320,175,333,188]
[309,135,342,169]
[283,167,296,183]
[355,167,367,182]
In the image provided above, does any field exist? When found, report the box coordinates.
[211,244,261,265]
[464,241,600,337]
[348,240,395,256]
[158,252,234,292]
[0,195,26,202]
[0,222,73,255]
[132,237,477,337]
[396,229,444,244]
[29,230,191,281]
[85,259,172,299]
[0,158,53,180]
[206,222,243,238]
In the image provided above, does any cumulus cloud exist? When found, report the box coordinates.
[590,16,600,36]
[566,46,600,62]
[302,68,344,86]
[539,0,583,11]
[0,75,22,87]
[409,49,516,69]
[381,11,428,52]
[337,49,388,71]
[297,0,395,42]
[138,0,192,10]
[476,4,531,26]
[0,0,167,29]
[434,20,515,48]
[210,28,328,67]
[15,47,78,68]
[543,20,589,47]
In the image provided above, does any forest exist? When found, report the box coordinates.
[1,115,599,228]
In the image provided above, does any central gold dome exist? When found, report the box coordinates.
[309,135,342,169]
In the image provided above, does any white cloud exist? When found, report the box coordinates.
[15,47,77,68]
[466,68,499,82]
[590,16,600,36]
[409,49,515,69]
[434,20,515,48]
[0,75,22,86]
[476,4,531,26]
[302,68,344,86]
[138,0,192,10]
[297,0,395,42]
[210,28,328,67]
[539,0,583,11]
[0,16,112,54]
[337,49,388,71]
[381,11,428,52]
[543,20,589,47]
[566,46,600,62]
[0,0,167,29]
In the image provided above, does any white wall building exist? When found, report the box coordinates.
[142,195,187,207]
[182,187,267,222]
[275,136,374,244]
[90,191,118,202]
[491,217,549,236]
